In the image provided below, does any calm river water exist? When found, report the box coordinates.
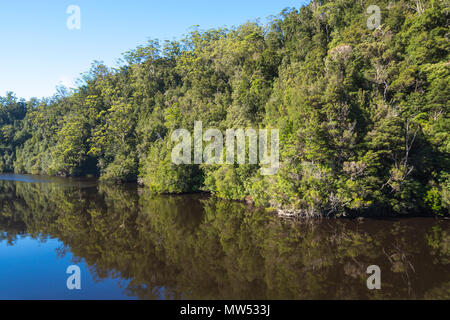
[0,174,448,300]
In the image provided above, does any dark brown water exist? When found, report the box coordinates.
[0,174,449,300]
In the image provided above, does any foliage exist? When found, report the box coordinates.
[0,0,448,216]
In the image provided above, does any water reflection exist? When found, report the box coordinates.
[0,176,449,300]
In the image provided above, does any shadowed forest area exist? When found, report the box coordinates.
[0,0,448,217]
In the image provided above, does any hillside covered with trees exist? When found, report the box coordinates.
[0,0,448,217]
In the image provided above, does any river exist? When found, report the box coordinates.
[0,173,448,299]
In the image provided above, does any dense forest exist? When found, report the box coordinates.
[0,0,448,217]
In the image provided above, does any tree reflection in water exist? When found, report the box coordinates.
[0,179,449,300]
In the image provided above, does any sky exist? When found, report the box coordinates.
[0,0,307,100]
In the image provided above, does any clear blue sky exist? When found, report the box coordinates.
[0,0,307,100]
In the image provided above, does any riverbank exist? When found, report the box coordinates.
[1,172,447,219]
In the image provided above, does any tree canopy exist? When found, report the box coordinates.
[0,0,448,217]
